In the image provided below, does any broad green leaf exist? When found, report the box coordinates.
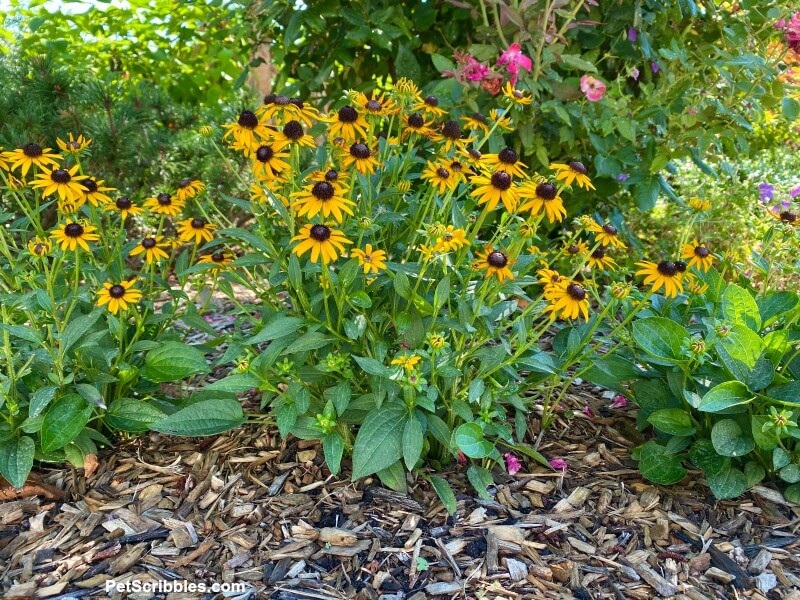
[323,432,344,475]
[0,436,35,488]
[784,484,800,504]
[780,464,800,484]
[276,404,297,437]
[282,332,332,354]
[744,461,765,487]
[41,394,92,452]
[151,397,245,436]
[721,284,761,331]
[428,475,457,515]
[773,448,791,470]
[706,464,748,499]
[454,423,493,458]
[402,415,424,470]
[698,381,753,413]
[142,342,210,383]
[351,403,407,480]
[29,386,57,418]
[711,419,755,457]
[377,461,408,494]
[330,381,351,415]
[647,408,695,436]
[350,291,372,309]
[353,355,391,378]
[205,373,260,392]
[467,465,494,500]
[62,310,102,354]
[632,318,690,364]
[689,439,727,474]
[247,316,306,344]
[758,292,798,325]
[105,398,167,432]
[718,324,764,368]
[638,441,687,484]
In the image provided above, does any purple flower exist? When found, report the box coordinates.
[791,185,800,198]
[504,453,522,475]
[581,405,595,418]
[610,395,629,409]
[616,173,630,182]
[549,458,568,471]
[759,183,775,202]
[651,62,660,73]
[628,28,638,42]
[631,67,640,80]
[773,200,791,212]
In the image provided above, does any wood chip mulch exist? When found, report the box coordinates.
[1,407,799,600]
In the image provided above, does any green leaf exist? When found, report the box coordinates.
[330,381,351,415]
[151,397,245,436]
[783,96,800,121]
[744,461,765,487]
[276,404,297,437]
[41,393,93,452]
[721,284,761,331]
[560,53,598,72]
[711,419,755,457]
[706,464,748,499]
[780,464,800,484]
[105,398,167,432]
[774,448,792,470]
[718,324,764,369]
[61,310,102,354]
[428,475,457,515]
[431,52,455,72]
[758,292,799,325]
[689,439,727,474]
[142,342,210,383]
[402,415,424,470]
[76,383,105,409]
[323,432,344,475]
[638,441,687,484]
[632,317,690,364]
[784,484,800,504]
[351,403,407,480]
[467,465,494,500]
[647,408,695,436]
[283,332,333,354]
[0,324,42,344]
[377,461,408,494]
[434,277,450,310]
[698,381,753,413]
[393,271,411,299]
[353,355,391,378]
[247,316,306,344]
[426,413,451,447]
[0,436,35,488]
[29,386,57,418]
[205,373,260,392]
[350,291,372,309]
[395,44,421,81]
[454,423,493,458]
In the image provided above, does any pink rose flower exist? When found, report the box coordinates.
[549,458,568,471]
[464,56,490,82]
[504,453,522,475]
[580,75,606,102]
[497,43,532,86]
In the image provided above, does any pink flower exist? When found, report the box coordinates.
[497,43,532,86]
[785,12,800,52]
[628,28,638,42]
[581,405,595,418]
[463,56,490,82]
[504,453,522,475]
[580,75,606,102]
[610,395,629,409]
[549,458,568,471]
[631,67,640,80]
[457,450,467,464]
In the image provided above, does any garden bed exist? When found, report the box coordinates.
[2,397,798,600]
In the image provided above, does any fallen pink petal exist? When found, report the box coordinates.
[504,453,522,475]
[549,458,568,471]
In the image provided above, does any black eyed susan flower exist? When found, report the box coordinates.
[51,220,100,252]
[341,142,380,175]
[391,353,423,370]
[421,161,458,194]
[260,94,316,126]
[546,280,590,321]
[56,133,92,155]
[4,143,61,177]
[427,332,448,351]
[249,144,291,181]
[413,94,446,118]
[291,223,353,264]
[562,240,588,257]
[351,244,388,274]
[0,149,9,172]
[459,147,486,170]
[31,166,87,201]
[285,97,319,127]
[28,236,52,257]
[355,92,398,117]
[273,119,316,150]
[610,282,632,300]
[587,246,616,270]
[536,268,564,292]
[549,161,595,190]
[446,159,473,182]
[689,196,711,212]
[324,105,369,142]
[96,280,142,315]
[635,260,684,298]
[519,220,540,241]
[681,240,713,271]
[291,180,356,222]
[518,181,566,223]
[489,108,513,131]
[394,77,421,99]
[106,196,143,220]
[434,225,469,252]
[431,120,474,153]
[129,235,170,264]
[57,198,83,215]
[470,171,518,213]
[222,110,273,149]
[686,274,709,295]
[81,177,115,206]
[502,82,532,105]
[483,147,528,178]
[474,247,516,282]
[143,192,185,217]
[401,113,434,141]
[767,208,799,226]
[250,182,290,208]
[461,112,490,133]
[199,250,235,273]
[175,178,205,202]
[177,217,217,245]
[587,221,626,248]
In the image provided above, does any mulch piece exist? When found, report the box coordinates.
[1,411,798,600]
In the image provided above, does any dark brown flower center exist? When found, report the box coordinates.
[424,95,439,107]
[51,169,71,184]
[468,149,482,160]
[657,261,678,276]
[312,182,335,200]
[191,218,206,229]
[441,121,461,140]
[83,179,98,193]
[238,110,259,129]
[274,95,289,106]
[780,211,797,222]
[498,147,518,165]
[64,222,84,237]
[350,143,371,159]
[263,93,277,105]
[366,99,382,112]
[472,112,486,123]
[116,197,132,209]
[568,244,580,254]
[157,193,172,205]
[566,283,586,301]
[142,237,157,249]
[212,252,226,262]
[491,171,512,191]
[256,145,274,162]
[109,285,126,298]
[436,168,450,179]
[338,106,358,123]
[178,178,193,188]
[487,251,508,268]
[694,246,710,258]
[450,161,463,172]
[591,247,606,259]
[602,224,618,235]
[674,261,687,273]
[513,90,524,99]
[289,97,303,109]
[33,243,46,255]
[407,113,425,128]
[536,182,557,200]
[324,169,339,182]
[283,120,304,140]
[310,224,331,242]
[23,143,43,158]
[568,161,587,174]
